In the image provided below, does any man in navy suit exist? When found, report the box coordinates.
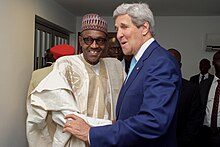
[63,3,182,146]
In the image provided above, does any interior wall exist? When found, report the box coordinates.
[35,0,76,32]
[154,16,220,79]
[0,0,77,146]
[0,0,34,147]
[76,16,220,79]
[35,0,77,49]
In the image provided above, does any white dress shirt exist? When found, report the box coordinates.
[203,76,220,127]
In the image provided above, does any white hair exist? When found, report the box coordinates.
[113,3,155,36]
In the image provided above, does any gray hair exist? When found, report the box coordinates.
[113,3,155,35]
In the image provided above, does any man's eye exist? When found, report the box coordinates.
[97,39,104,42]
[97,38,106,43]
[85,38,92,42]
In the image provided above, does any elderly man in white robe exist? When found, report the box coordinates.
[26,13,125,147]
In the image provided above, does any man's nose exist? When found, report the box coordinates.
[90,40,99,48]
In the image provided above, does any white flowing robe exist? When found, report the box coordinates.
[26,54,125,147]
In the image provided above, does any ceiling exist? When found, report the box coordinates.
[54,0,220,16]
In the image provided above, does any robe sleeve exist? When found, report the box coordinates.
[26,68,113,147]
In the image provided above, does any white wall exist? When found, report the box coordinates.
[0,0,76,146]
[76,16,220,79]
[0,1,34,146]
[36,0,76,32]
[36,0,77,49]
[154,16,220,79]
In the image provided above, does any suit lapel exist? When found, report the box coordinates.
[196,74,200,84]
[200,76,214,108]
[116,41,160,118]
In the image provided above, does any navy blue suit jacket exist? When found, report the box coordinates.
[89,41,182,147]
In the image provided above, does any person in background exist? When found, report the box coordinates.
[190,58,214,84]
[44,48,55,67]
[107,36,132,74]
[63,3,182,147]
[26,13,125,147]
[198,50,220,147]
[107,37,124,61]
[27,44,75,97]
[168,48,204,147]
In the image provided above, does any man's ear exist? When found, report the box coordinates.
[78,36,83,46]
[142,22,150,36]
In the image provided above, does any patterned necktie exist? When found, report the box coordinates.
[126,57,137,80]
[210,80,220,129]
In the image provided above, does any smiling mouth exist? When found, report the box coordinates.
[88,49,102,55]
[120,41,127,47]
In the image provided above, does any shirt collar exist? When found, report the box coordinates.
[213,75,219,83]
[200,73,209,77]
[134,38,155,62]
